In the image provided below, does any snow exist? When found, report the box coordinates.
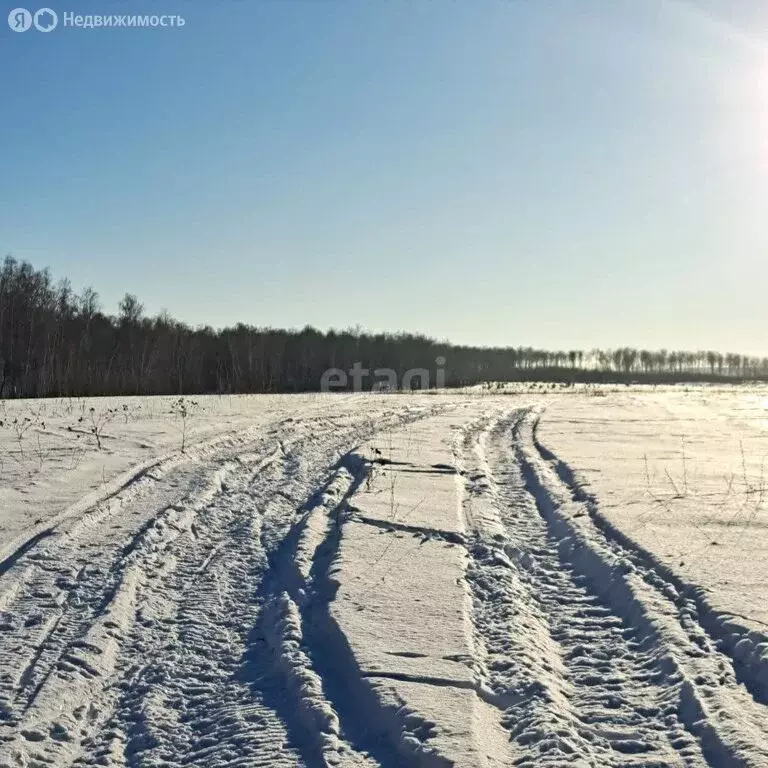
[0,388,767,766]
[536,387,768,632]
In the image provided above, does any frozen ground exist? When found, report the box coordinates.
[0,388,766,766]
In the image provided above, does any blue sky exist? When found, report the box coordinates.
[2,0,768,353]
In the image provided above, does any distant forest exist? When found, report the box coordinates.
[1,256,767,397]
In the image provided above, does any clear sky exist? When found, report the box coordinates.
[2,0,767,353]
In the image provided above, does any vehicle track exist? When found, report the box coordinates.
[5,399,765,767]
[529,414,768,708]
[0,403,442,767]
[457,408,768,767]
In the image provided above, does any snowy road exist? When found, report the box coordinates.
[456,409,768,766]
[0,394,767,766]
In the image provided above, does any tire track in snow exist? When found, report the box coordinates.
[0,455,243,761]
[89,460,305,768]
[0,403,443,766]
[0,428,286,732]
[84,409,436,768]
[456,410,763,766]
[518,410,768,765]
[530,416,768,708]
[245,458,389,767]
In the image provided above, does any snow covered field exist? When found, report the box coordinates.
[0,388,767,766]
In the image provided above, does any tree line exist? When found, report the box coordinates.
[1,256,766,397]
